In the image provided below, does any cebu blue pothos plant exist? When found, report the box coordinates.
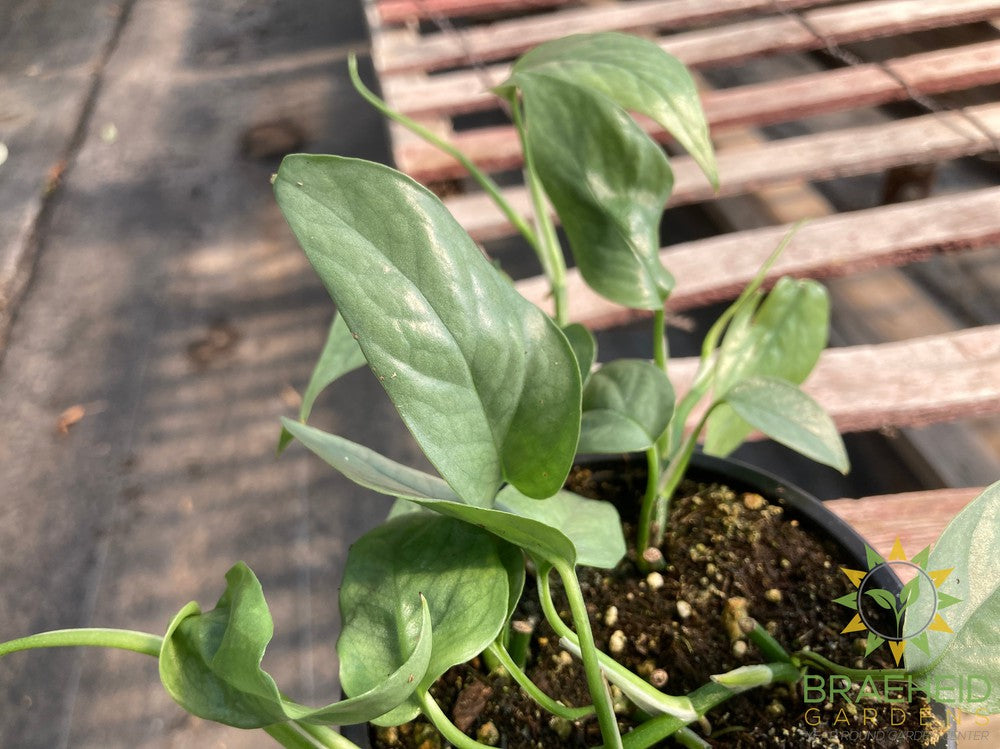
[2,32,998,749]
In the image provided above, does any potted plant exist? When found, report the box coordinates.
[2,32,997,749]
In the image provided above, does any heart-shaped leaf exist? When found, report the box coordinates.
[496,486,626,569]
[579,359,674,453]
[278,311,367,453]
[275,156,580,502]
[339,514,520,726]
[906,481,1000,713]
[515,74,675,310]
[159,563,432,728]
[504,32,717,187]
[705,278,831,457]
[719,376,849,473]
[563,323,597,386]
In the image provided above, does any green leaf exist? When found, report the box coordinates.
[278,312,367,453]
[705,278,831,457]
[516,74,674,310]
[496,486,626,569]
[281,422,579,565]
[906,481,1000,713]
[274,155,580,502]
[159,563,432,728]
[338,514,519,725]
[864,588,898,612]
[563,323,597,386]
[578,359,674,453]
[718,376,849,473]
[506,32,717,187]
[282,419,467,503]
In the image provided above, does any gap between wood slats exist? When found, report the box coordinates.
[391,38,1000,171]
[512,186,1000,326]
[377,0,575,25]
[825,487,983,555]
[375,0,830,73]
[376,0,1000,75]
[668,325,1000,435]
[444,102,1000,240]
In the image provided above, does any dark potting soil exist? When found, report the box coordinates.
[372,461,947,748]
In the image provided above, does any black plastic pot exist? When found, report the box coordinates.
[340,453,956,748]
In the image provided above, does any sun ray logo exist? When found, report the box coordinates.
[834,538,961,665]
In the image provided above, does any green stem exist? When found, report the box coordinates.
[0,628,162,658]
[537,566,646,702]
[674,727,710,749]
[794,650,907,682]
[745,622,793,665]
[551,561,623,749]
[653,309,668,374]
[487,641,594,721]
[668,227,800,452]
[418,690,496,749]
[294,722,361,749]
[621,664,801,749]
[510,95,569,326]
[650,407,715,548]
[636,447,662,569]
[346,54,541,254]
[265,723,329,749]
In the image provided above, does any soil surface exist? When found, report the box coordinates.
[372,459,947,748]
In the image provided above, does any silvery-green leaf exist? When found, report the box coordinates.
[906,481,1000,714]
[160,563,432,728]
[506,32,716,185]
[719,376,848,473]
[579,359,674,453]
[496,486,625,569]
[516,75,674,310]
[275,156,580,502]
[339,514,518,726]
[706,278,831,457]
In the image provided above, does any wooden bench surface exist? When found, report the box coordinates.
[366,0,1000,547]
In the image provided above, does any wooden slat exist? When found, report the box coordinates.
[668,326,1000,435]
[444,102,1000,240]
[375,0,830,73]
[513,187,1000,327]
[825,488,983,555]
[397,40,1000,180]
[385,32,1000,120]
[377,0,1000,74]
[381,0,1000,122]
[377,0,575,25]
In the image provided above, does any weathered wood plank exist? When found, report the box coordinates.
[376,0,1000,74]
[385,34,1000,121]
[444,102,1000,240]
[667,326,1000,435]
[513,187,1000,327]
[375,0,831,73]
[390,36,1000,179]
[825,488,983,555]
[376,0,575,24]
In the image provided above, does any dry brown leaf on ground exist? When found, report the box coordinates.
[55,405,86,435]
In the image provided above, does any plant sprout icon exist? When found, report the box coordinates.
[835,537,961,665]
